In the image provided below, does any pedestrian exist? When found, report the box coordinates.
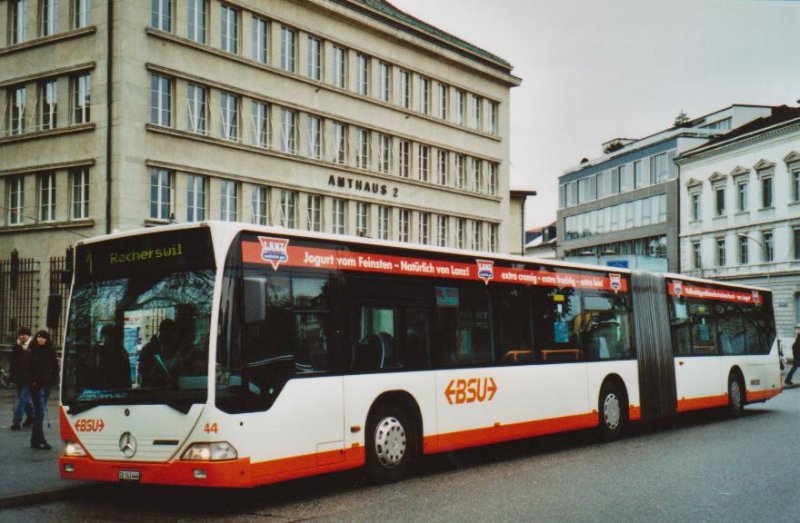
[9,327,33,431]
[21,330,59,450]
[138,318,179,387]
[785,329,800,386]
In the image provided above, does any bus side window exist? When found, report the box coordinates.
[352,306,398,371]
[669,297,692,355]
[531,282,583,363]
[433,285,493,366]
[493,286,533,364]
[403,307,431,369]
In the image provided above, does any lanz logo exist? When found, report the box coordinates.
[673,280,683,297]
[609,273,622,292]
[445,377,497,405]
[476,259,494,285]
[258,237,289,270]
[752,290,762,306]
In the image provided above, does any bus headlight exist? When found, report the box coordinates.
[181,442,238,461]
[64,441,88,457]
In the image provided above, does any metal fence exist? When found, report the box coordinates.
[48,256,70,347]
[0,253,40,346]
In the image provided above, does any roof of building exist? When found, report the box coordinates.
[679,105,800,159]
[342,0,513,72]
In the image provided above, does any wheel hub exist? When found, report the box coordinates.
[374,416,407,468]
[603,393,621,430]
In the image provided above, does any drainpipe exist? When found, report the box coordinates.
[105,0,114,234]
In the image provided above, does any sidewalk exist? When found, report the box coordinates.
[0,388,88,508]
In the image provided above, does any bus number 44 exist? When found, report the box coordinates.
[204,423,218,434]
[445,377,497,405]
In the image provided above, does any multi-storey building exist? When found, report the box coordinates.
[0,0,521,346]
[556,105,774,272]
[677,105,800,338]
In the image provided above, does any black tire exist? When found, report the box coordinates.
[727,372,745,417]
[365,403,417,484]
[598,381,627,441]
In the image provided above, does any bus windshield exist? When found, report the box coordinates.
[62,228,216,414]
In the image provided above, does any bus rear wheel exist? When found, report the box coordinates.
[365,403,417,484]
[598,381,627,441]
[727,372,745,417]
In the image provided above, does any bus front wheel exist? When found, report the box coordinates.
[365,403,417,484]
[598,381,627,441]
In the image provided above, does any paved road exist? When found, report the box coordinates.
[4,387,800,522]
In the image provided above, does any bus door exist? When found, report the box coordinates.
[672,300,725,410]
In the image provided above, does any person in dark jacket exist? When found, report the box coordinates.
[785,330,800,386]
[21,330,58,450]
[9,327,33,430]
[138,319,179,387]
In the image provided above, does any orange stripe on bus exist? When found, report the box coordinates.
[628,405,642,421]
[676,394,728,412]
[746,389,780,403]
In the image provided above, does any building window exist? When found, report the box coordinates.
[379,134,392,174]
[418,77,430,114]
[186,174,206,222]
[252,101,269,147]
[39,80,57,130]
[150,74,171,127]
[333,122,347,164]
[471,221,482,250]
[220,4,238,53]
[41,0,58,36]
[356,128,370,169]
[307,115,322,159]
[651,153,669,183]
[472,158,482,193]
[692,241,702,270]
[761,175,773,208]
[307,194,322,232]
[251,16,268,63]
[795,228,800,260]
[715,186,725,216]
[10,0,26,44]
[418,145,430,182]
[379,62,391,102]
[456,218,466,249]
[150,168,173,220]
[70,168,89,219]
[151,0,172,31]
[792,169,800,203]
[333,46,347,89]
[738,235,749,264]
[690,192,700,221]
[74,0,91,28]
[251,185,268,225]
[9,86,26,135]
[356,202,369,237]
[280,189,296,228]
[736,181,748,212]
[436,215,448,247]
[471,95,481,130]
[418,212,430,244]
[219,180,238,221]
[633,160,644,188]
[716,237,726,267]
[489,101,499,135]
[377,206,390,240]
[332,198,346,234]
[399,140,410,178]
[455,89,465,125]
[488,163,498,195]
[437,84,448,120]
[489,224,498,252]
[6,176,24,225]
[187,83,207,134]
[220,91,239,141]
[187,0,206,43]
[763,230,774,262]
[455,154,466,189]
[356,54,369,96]
[280,108,296,153]
[38,172,56,222]
[399,70,410,109]
[281,27,297,73]
[307,36,322,80]
[399,209,410,242]
[437,150,448,186]
[71,73,90,124]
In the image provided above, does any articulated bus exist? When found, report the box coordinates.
[59,221,781,487]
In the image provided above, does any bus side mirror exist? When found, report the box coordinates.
[47,294,63,329]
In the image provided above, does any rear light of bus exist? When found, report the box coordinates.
[181,442,238,461]
[64,441,88,457]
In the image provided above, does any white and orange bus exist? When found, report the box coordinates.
[59,221,781,487]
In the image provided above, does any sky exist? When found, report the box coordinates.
[389,0,800,228]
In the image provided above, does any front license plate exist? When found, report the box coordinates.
[118,470,140,482]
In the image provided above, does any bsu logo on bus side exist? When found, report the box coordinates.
[445,377,497,405]
[258,236,289,270]
[476,259,494,285]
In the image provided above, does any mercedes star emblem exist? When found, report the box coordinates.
[119,432,137,459]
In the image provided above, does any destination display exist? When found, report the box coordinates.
[241,236,629,292]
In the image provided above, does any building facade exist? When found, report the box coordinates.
[556,105,774,272]
[676,105,800,339]
[0,0,520,346]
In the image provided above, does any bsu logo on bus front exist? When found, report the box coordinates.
[258,236,289,270]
